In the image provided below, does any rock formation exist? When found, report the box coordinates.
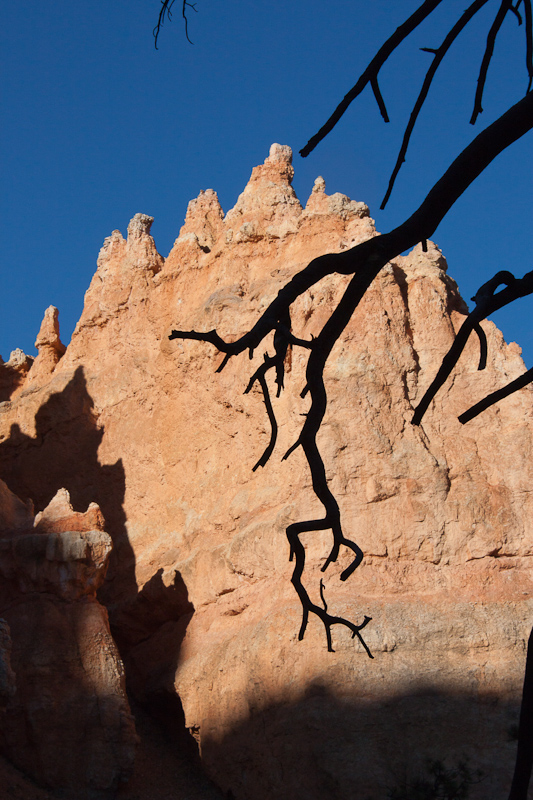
[0,481,137,799]
[0,348,34,402]
[0,144,532,799]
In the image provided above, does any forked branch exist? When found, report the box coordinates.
[154,0,197,47]
[381,0,491,209]
[299,0,446,157]
[413,269,533,426]
[301,0,532,208]
[170,91,533,651]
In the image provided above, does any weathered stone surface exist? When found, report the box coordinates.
[0,477,33,533]
[0,485,136,799]
[0,348,34,401]
[25,305,67,387]
[34,485,105,534]
[0,145,532,799]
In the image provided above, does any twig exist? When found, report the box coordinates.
[471,1,515,124]
[413,269,533,426]
[299,0,445,157]
[381,0,491,209]
[244,354,279,471]
[154,0,197,48]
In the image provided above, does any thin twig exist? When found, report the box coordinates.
[300,0,445,157]
[182,0,197,45]
[154,0,196,48]
[471,0,515,124]
[413,269,533,426]
[381,0,491,209]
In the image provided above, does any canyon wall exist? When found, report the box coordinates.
[1,144,532,799]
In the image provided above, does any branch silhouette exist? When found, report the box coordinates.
[154,0,197,47]
[413,268,533,426]
[170,90,533,652]
[300,0,532,207]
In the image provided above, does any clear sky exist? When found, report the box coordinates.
[1,0,531,365]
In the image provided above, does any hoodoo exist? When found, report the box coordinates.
[0,145,531,799]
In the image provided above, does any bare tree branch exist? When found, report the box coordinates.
[381,0,491,209]
[246,359,279,472]
[471,0,516,124]
[153,0,197,48]
[171,91,533,651]
[301,0,532,208]
[299,0,445,157]
[412,269,533,426]
[459,366,533,423]
[171,89,533,377]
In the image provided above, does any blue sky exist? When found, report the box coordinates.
[2,0,531,364]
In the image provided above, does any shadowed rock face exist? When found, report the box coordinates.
[0,482,137,799]
[0,144,532,799]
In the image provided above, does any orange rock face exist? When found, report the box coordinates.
[0,144,532,798]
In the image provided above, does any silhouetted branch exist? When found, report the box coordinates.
[381,0,491,209]
[473,322,488,370]
[246,361,278,472]
[154,0,197,48]
[524,0,533,89]
[287,513,371,655]
[413,269,533,426]
[471,0,515,124]
[299,0,445,157]
[171,90,533,651]
[459,367,533,423]
[510,1,524,25]
[171,88,533,372]
[509,627,533,800]
[301,0,532,208]
[242,317,315,471]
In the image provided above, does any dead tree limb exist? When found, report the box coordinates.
[299,0,446,156]
[413,269,533,426]
[301,0,532,207]
[153,0,197,47]
[171,90,533,652]
[381,0,492,209]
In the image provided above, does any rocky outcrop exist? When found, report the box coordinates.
[0,482,136,799]
[0,348,34,402]
[0,144,532,799]
[26,305,67,385]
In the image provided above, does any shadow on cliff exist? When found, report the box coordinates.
[0,367,134,607]
[203,682,521,800]
[0,367,195,725]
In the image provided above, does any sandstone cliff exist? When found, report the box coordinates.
[0,144,532,799]
[0,481,137,799]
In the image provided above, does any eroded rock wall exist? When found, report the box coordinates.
[1,144,532,799]
[0,482,136,799]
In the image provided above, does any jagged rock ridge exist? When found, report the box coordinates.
[0,144,532,799]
